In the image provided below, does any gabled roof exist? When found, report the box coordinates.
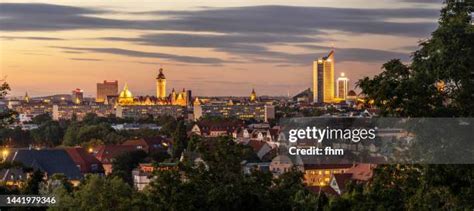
[332,173,353,194]
[1,149,82,180]
[345,163,376,181]
[64,147,103,173]
[195,120,244,134]
[94,145,139,164]
[122,137,170,149]
[65,147,101,165]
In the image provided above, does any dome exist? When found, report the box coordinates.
[119,84,133,98]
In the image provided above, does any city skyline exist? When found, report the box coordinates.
[0,0,443,97]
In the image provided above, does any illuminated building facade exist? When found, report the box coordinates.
[313,50,335,103]
[24,92,30,103]
[250,89,257,102]
[303,164,352,186]
[193,100,275,121]
[336,73,349,100]
[71,88,84,105]
[156,68,166,99]
[116,105,185,119]
[96,80,118,103]
[117,67,190,107]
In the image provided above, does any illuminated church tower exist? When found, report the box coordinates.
[24,92,30,103]
[250,89,257,102]
[156,67,166,99]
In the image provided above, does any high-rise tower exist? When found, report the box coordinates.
[96,80,118,103]
[336,72,349,100]
[313,50,335,103]
[156,67,166,99]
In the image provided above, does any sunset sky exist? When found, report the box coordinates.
[0,0,443,97]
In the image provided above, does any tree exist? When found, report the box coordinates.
[146,137,320,210]
[22,170,44,194]
[52,175,134,210]
[111,150,148,185]
[0,82,16,128]
[357,0,474,117]
[171,120,187,158]
[30,120,63,146]
[62,122,80,146]
[31,113,52,125]
[347,1,474,209]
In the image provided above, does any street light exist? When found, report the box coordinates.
[2,149,9,162]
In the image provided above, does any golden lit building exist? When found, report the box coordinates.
[313,50,335,103]
[96,80,118,103]
[117,67,189,107]
[24,92,30,103]
[72,88,84,105]
[250,89,257,102]
[118,84,134,105]
[336,72,349,100]
[304,164,352,186]
[156,68,166,99]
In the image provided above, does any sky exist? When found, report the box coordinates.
[0,0,444,97]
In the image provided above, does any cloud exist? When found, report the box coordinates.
[1,3,440,65]
[52,46,225,64]
[291,44,410,63]
[69,58,103,61]
[399,0,443,4]
[0,36,64,40]
[0,3,439,37]
[0,3,129,31]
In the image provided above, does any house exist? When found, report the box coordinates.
[94,145,141,175]
[269,155,294,177]
[132,162,178,191]
[122,137,171,154]
[303,164,354,187]
[241,161,270,174]
[132,163,155,191]
[64,147,104,175]
[0,149,82,186]
[306,164,377,196]
[191,120,244,137]
[246,140,273,160]
[329,173,353,195]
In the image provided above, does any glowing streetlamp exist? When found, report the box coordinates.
[2,149,9,162]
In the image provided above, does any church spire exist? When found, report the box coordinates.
[157,67,166,79]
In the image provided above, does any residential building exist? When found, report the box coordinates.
[122,137,171,154]
[0,149,82,186]
[94,145,141,175]
[64,147,104,175]
[191,119,244,137]
[269,155,294,177]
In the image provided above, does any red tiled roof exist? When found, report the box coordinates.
[196,120,244,134]
[333,173,354,193]
[303,164,354,170]
[247,140,266,152]
[64,147,103,174]
[345,163,376,181]
[94,145,139,164]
